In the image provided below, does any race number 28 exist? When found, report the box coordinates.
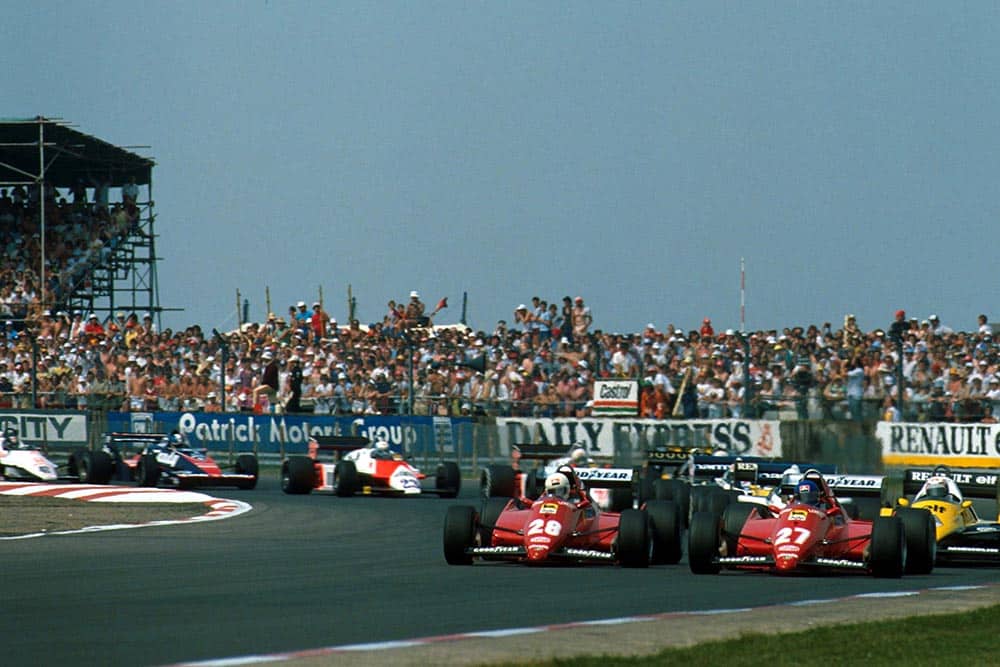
[527,519,562,537]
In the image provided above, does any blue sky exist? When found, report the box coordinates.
[5,2,999,335]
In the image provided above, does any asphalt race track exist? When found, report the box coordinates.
[5,479,1000,667]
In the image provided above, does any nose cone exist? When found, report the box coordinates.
[775,553,799,572]
[526,545,550,562]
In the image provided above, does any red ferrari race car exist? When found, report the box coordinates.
[479,443,633,511]
[688,468,935,577]
[444,464,681,567]
[281,435,461,497]
[103,431,259,490]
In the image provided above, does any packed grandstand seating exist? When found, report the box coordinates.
[1,184,997,422]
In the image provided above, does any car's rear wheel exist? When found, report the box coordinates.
[436,461,461,498]
[869,515,905,578]
[281,456,315,494]
[897,507,936,574]
[646,500,682,564]
[480,464,517,500]
[136,454,159,487]
[334,460,358,497]
[235,454,259,490]
[688,511,722,574]
[880,476,904,508]
[443,505,477,565]
[617,508,650,568]
[79,450,114,485]
[656,479,690,526]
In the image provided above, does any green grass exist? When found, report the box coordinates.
[489,603,1000,667]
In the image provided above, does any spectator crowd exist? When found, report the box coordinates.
[2,182,999,423]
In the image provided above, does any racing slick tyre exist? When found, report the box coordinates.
[645,500,682,565]
[235,454,259,490]
[617,508,651,568]
[281,456,315,495]
[688,511,722,574]
[897,507,937,574]
[880,476,904,508]
[136,454,160,487]
[869,515,906,578]
[721,502,754,556]
[443,505,477,565]
[655,479,691,527]
[435,461,462,498]
[524,470,545,500]
[480,464,517,501]
[334,460,359,497]
[78,450,114,484]
[478,496,511,547]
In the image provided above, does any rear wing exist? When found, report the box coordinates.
[514,444,573,461]
[690,455,837,484]
[102,432,169,451]
[902,468,999,499]
[311,435,370,452]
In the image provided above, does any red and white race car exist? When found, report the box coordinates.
[445,464,681,567]
[689,468,936,577]
[281,436,461,497]
[105,432,259,490]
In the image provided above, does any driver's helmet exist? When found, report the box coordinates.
[569,445,589,466]
[373,440,392,459]
[555,464,580,490]
[169,432,184,447]
[795,480,821,506]
[3,427,18,446]
[545,472,570,499]
[923,478,948,500]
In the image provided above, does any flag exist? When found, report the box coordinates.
[433,297,448,315]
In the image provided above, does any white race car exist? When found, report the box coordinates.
[0,428,114,484]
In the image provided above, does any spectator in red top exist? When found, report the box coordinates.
[700,318,714,338]
[310,301,329,343]
[83,314,105,337]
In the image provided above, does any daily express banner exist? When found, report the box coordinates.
[878,422,1000,467]
[496,417,782,459]
[106,412,472,456]
[0,411,89,447]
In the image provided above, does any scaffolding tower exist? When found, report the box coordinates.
[0,116,162,326]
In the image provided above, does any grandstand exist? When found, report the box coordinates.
[0,116,161,326]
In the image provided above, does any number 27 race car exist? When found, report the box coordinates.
[689,468,936,577]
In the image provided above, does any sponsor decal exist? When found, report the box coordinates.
[827,475,881,489]
[473,546,521,555]
[529,536,551,545]
[789,510,808,521]
[909,469,999,487]
[814,558,865,568]
[540,503,559,515]
[577,468,632,482]
[943,546,1000,554]
[778,544,799,553]
[564,548,614,560]
[718,555,769,564]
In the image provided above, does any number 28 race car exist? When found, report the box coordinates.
[445,463,681,567]
[880,466,1000,564]
[281,435,461,497]
[689,468,936,577]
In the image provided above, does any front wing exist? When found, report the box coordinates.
[468,544,617,563]
[715,554,868,572]
[937,525,1000,562]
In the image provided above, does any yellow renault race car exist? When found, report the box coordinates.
[881,466,1000,564]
